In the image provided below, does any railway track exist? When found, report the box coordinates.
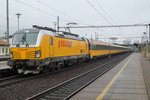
[0,53,126,89]
[0,75,20,82]
[27,53,130,100]
[0,60,96,89]
[0,75,28,88]
[0,64,85,89]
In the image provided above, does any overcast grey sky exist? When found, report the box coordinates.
[0,0,150,43]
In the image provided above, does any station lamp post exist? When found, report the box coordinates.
[16,13,21,30]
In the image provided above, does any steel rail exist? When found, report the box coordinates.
[0,75,20,82]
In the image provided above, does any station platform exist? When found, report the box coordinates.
[0,55,10,59]
[70,53,150,100]
[0,61,10,70]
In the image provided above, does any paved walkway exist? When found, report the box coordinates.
[70,53,149,100]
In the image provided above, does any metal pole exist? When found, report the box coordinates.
[6,0,9,43]
[149,24,150,43]
[54,22,57,30]
[18,16,19,30]
[95,32,96,40]
[148,24,150,60]
[57,16,59,32]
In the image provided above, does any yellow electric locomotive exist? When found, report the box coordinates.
[8,25,89,74]
[8,25,129,74]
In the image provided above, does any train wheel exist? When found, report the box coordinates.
[64,60,69,66]
[43,66,51,73]
[49,62,57,72]
[56,61,64,70]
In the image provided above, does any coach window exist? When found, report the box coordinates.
[6,48,8,53]
[50,37,53,45]
[2,48,4,53]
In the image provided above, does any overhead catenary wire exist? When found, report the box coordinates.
[59,24,147,43]
[59,24,148,28]
[35,0,93,26]
[35,0,78,23]
[15,0,55,17]
[14,0,72,23]
[98,37,144,39]
[95,0,114,24]
[87,0,127,36]
[95,0,125,35]
[86,0,113,25]
[86,0,120,35]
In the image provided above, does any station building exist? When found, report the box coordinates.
[0,39,9,56]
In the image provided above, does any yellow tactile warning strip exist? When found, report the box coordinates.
[96,54,134,100]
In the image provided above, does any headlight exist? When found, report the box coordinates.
[35,50,41,58]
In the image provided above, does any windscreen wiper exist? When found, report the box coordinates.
[21,34,26,44]
[26,43,29,47]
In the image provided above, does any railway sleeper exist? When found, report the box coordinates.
[58,87,77,91]
[45,95,65,99]
[52,91,72,95]
[46,93,69,97]
[62,85,81,89]
[56,90,75,93]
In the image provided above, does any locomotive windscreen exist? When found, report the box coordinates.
[12,29,39,45]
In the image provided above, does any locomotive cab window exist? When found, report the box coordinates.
[50,37,53,45]
[12,31,38,45]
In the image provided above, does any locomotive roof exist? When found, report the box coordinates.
[57,31,84,41]
[15,29,40,34]
[15,28,85,41]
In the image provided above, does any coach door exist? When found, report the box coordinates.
[49,36,54,57]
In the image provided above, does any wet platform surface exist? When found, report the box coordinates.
[70,53,150,100]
